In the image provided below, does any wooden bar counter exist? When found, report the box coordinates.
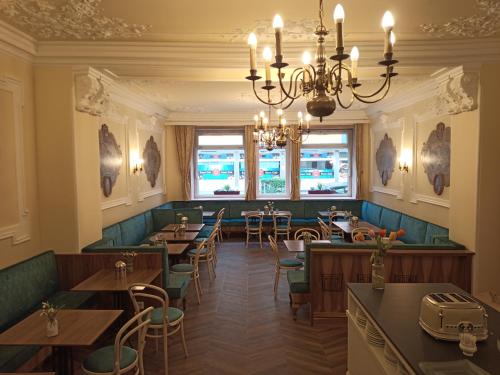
[308,244,474,322]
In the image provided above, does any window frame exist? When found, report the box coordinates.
[256,144,291,199]
[193,129,246,199]
[299,127,354,199]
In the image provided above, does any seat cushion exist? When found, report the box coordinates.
[83,345,137,373]
[287,270,309,294]
[165,274,190,299]
[102,224,122,247]
[0,345,40,372]
[280,259,303,268]
[399,215,427,244]
[361,201,382,226]
[295,253,305,260]
[188,247,208,256]
[170,263,194,273]
[150,307,183,325]
[199,226,214,238]
[193,238,208,244]
[47,291,94,309]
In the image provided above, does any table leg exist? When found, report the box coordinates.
[53,346,73,375]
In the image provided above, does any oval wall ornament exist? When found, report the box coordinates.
[421,122,451,196]
[375,133,397,186]
[143,136,161,188]
[98,124,123,197]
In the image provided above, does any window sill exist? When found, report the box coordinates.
[300,195,356,200]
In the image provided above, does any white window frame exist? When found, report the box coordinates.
[193,129,246,199]
[300,128,354,199]
[256,145,291,199]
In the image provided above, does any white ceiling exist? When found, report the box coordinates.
[1,0,499,118]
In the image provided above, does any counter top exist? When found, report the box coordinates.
[347,283,500,375]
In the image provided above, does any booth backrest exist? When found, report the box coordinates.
[360,201,450,245]
[0,251,59,332]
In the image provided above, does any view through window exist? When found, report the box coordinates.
[258,148,288,196]
[300,131,352,196]
[195,132,245,198]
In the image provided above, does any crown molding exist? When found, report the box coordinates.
[165,110,369,126]
[74,66,168,119]
[0,20,36,61]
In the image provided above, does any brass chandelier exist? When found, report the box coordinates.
[245,0,398,122]
[253,107,311,151]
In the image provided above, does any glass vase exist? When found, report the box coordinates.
[371,261,385,290]
[46,318,58,337]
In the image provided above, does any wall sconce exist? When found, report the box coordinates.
[398,148,412,174]
[130,151,144,175]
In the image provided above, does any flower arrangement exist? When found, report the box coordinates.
[40,301,60,322]
[121,251,137,272]
[368,229,392,264]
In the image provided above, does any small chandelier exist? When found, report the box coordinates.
[253,108,311,151]
[246,0,398,121]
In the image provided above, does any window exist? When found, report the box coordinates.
[194,131,245,198]
[258,148,288,197]
[300,130,353,197]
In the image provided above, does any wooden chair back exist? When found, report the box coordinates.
[294,228,320,241]
[245,212,263,231]
[351,227,373,242]
[317,218,331,240]
[268,235,281,266]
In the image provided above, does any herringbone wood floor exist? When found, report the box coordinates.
[69,239,348,375]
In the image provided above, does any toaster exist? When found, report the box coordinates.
[419,292,488,341]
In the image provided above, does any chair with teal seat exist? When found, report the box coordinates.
[128,283,188,375]
[189,230,217,282]
[293,228,320,261]
[268,235,303,299]
[82,306,153,375]
[272,212,292,241]
[245,211,263,248]
[171,240,205,305]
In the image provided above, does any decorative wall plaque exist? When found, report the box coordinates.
[143,136,161,188]
[375,134,397,186]
[98,124,123,197]
[421,122,451,195]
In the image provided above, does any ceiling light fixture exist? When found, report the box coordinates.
[246,0,399,121]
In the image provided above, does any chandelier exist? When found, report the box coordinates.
[253,107,311,150]
[245,0,398,121]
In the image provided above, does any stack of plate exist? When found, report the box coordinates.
[366,322,385,347]
[384,345,398,368]
[355,308,367,328]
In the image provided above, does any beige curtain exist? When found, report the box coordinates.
[354,123,364,199]
[244,125,257,200]
[175,126,195,200]
[290,125,301,200]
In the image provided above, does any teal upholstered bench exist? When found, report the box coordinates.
[81,246,191,307]
[0,251,93,372]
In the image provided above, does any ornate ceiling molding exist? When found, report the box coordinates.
[421,0,500,38]
[0,0,150,40]
[75,72,109,116]
[435,66,479,115]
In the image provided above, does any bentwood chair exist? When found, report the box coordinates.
[189,230,217,281]
[327,212,344,239]
[317,218,331,240]
[245,211,263,248]
[82,307,153,375]
[272,212,292,241]
[171,240,206,304]
[128,284,188,375]
[268,235,303,298]
[351,227,373,242]
[294,228,321,261]
[215,208,225,242]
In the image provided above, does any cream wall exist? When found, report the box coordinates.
[0,51,40,268]
[164,125,183,202]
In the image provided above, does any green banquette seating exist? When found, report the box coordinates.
[0,251,94,372]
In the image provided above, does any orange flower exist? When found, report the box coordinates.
[379,229,387,237]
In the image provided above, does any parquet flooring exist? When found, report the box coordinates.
[70,240,348,375]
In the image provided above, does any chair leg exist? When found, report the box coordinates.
[274,268,280,299]
[155,329,159,352]
[162,324,169,375]
[180,320,189,358]
[193,273,201,305]
[246,231,249,248]
[196,272,203,296]
[259,231,262,248]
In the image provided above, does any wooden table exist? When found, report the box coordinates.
[0,309,122,375]
[161,223,205,232]
[150,231,198,242]
[71,268,162,292]
[166,243,190,256]
[284,240,332,252]
[203,211,215,217]
[240,210,292,217]
[333,221,381,234]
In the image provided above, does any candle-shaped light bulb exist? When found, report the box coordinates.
[390,31,396,45]
[277,108,283,116]
[281,118,287,126]
[302,51,312,84]
[263,117,269,130]
[263,46,273,81]
[333,4,345,23]
[259,110,265,118]
[298,111,303,119]
[381,11,395,31]
[305,113,311,130]
[247,32,257,71]
[253,114,259,123]
[333,4,345,50]
[350,46,359,79]
[273,14,284,59]
[382,11,395,57]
